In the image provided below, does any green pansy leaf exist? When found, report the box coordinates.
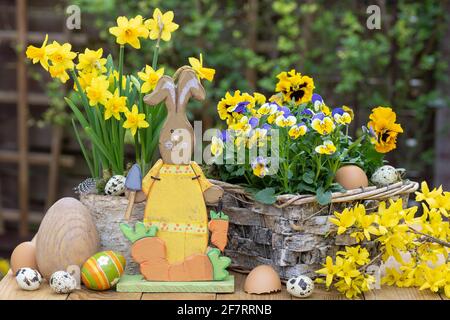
[253,187,277,205]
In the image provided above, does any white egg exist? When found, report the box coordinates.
[104,175,126,196]
[286,275,314,298]
[15,268,42,291]
[371,165,401,186]
[49,271,77,294]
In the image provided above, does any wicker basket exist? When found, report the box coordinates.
[210,179,419,280]
[80,180,418,279]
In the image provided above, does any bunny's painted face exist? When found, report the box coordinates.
[159,120,194,165]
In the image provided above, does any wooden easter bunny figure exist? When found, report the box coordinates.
[120,67,230,282]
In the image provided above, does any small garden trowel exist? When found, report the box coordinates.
[124,164,142,221]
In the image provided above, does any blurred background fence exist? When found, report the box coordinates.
[0,0,449,259]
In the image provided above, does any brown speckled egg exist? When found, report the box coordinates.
[10,241,38,274]
[244,265,281,294]
[335,165,369,190]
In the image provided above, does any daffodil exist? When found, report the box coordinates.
[49,64,70,83]
[189,53,215,82]
[46,41,77,70]
[367,106,403,153]
[77,48,107,74]
[211,136,224,156]
[123,105,149,136]
[315,140,336,155]
[26,34,49,70]
[104,89,127,120]
[251,156,269,178]
[311,113,335,135]
[86,75,112,106]
[275,114,296,127]
[138,65,164,93]
[329,207,356,234]
[109,15,149,49]
[74,71,96,91]
[108,70,127,91]
[275,69,315,105]
[288,123,307,139]
[145,8,179,42]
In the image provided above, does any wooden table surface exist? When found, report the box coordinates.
[0,270,447,300]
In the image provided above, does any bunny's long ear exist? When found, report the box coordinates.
[143,75,176,113]
[176,68,206,114]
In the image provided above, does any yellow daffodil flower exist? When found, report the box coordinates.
[123,105,149,136]
[138,65,164,93]
[109,15,149,49]
[77,48,107,74]
[108,70,127,91]
[189,53,215,82]
[367,106,403,153]
[46,41,77,70]
[74,71,96,91]
[211,136,224,156]
[315,140,337,155]
[145,8,179,42]
[288,124,307,139]
[275,115,296,127]
[329,207,356,234]
[104,89,127,120]
[86,75,112,106]
[26,34,49,70]
[49,64,70,83]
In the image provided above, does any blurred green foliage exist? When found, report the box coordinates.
[71,0,448,181]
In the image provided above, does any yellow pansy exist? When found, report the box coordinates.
[275,69,315,105]
[275,115,296,127]
[251,157,269,178]
[145,8,179,42]
[77,48,107,74]
[315,140,337,155]
[311,113,335,135]
[248,128,268,148]
[86,75,112,106]
[257,102,278,116]
[109,15,149,49]
[25,34,49,70]
[288,123,307,139]
[138,65,164,93]
[229,116,251,134]
[253,92,266,105]
[211,136,224,156]
[46,41,77,70]
[332,108,352,125]
[123,105,149,136]
[104,89,127,120]
[189,53,215,82]
[342,105,354,119]
[367,106,403,153]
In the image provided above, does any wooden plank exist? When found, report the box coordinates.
[68,288,142,300]
[2,208,43,224]
[0,150,75,168]
[364,285,442,300]
[0,271,68,300]
[291,284,355,300]
[117,274,234,293]
[217,272,291,300]
[0,182,4,235]
[16,0,30,238]
[142,292,216,300]
[0,91,49,105]
[46,126,63,210]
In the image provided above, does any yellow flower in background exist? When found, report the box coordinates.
[329,207,356,234]
[337,246,370,266]
[275,115,296,127]
[315,140,337,155]
[86,75,112,106]
[342,105,354,119]
[415,181,443,208]
[288,123,307,139]
[0,259,9,277]
[77,48,107,74]
[109,16,149,49]
[108,70,127,90]
[189,53,215,82]
[123,105,149,136]
[46,41,77,70]
[368,106,403,153]
[311,113,335,135]
[315,256,339,287]
[49,64,70,83]
[275,69,315,105]
[253,92,266,105]
[146,8,179,42]
[211,136,224,156]
[26,34,49,70]
[138,65,164,93]
[104,89,127,120]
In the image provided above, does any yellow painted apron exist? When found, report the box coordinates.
[141,160,213,264]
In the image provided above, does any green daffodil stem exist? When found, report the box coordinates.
[118,45,124,96]
[134,132,141,166]
[152,37,161,70]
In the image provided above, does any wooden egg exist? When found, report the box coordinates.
[36,197,100,279]
[81,251,126,291]
[335,165,369,190]
[10,241,38,274]
[244,265,281,294]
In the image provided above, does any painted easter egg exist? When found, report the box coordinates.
[81,251,126,291]
[104,175,126,196]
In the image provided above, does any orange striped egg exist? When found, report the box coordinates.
[81,251,126,291]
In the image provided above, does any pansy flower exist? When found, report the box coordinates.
[228,101,250,114]
[332,108,352,125]
[315,140,337,155]
[275,114,297,127]
[288,123,308,139]
[275,69,315,105]
[311,113,335,135]
[248,128,268,148]
[367,107,403,153]
[258,102,279,116]
[251,156,269,178]
[211,136,224,156]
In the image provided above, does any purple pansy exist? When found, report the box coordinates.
[221,129,231,142]
[332,108,344,117]
[312,112,325,121]
[233,101,250,113]
[249,117,259,128]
